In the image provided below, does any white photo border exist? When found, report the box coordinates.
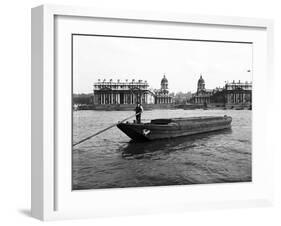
[31,4,274,221]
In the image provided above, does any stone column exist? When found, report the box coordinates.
[238,93,241,103]
[237,93,239,103]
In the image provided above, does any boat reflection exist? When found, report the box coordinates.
[120,128,232,159]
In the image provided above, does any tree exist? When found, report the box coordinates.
[174,91,192,104]
[73,93,93,105]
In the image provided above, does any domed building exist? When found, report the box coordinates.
[197,75,206,92]
[191,74,213,104]
[154,75,173,104]
[161,75,169,92]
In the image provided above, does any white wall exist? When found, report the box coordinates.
[0,0,280,225]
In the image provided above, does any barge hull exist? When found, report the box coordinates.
[117,116,232,141]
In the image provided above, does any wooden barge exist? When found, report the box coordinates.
[117,115,232,141]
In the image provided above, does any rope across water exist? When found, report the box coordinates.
[73,113,140,147]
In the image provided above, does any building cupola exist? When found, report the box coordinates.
[197,74,206,92]
[161,74,168,90]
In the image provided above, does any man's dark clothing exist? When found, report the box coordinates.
[135,105,143,123]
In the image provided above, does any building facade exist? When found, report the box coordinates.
[93,76,174,105]
[154,75,173,104]
[224,80,252,105]
[191,75,252,107]
[191,75,213,104]
[93,79,155,105]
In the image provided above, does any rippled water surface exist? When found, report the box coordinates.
[72,109,251,190]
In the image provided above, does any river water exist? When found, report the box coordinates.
[72,109,251,190]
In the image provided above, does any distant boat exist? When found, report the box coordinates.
[117,116,232,142]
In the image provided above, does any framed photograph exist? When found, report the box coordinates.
[31,4,274,221]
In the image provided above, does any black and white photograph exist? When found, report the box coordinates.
[72,34,252,190]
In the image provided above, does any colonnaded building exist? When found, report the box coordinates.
[92,75,173,105]
[191,75,252,107]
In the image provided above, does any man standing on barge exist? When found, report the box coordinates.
[135,103,143,124]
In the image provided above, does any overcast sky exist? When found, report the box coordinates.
[73,35,252,94]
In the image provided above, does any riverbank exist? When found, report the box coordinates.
[74,103,251,111]
[75,103,175,111]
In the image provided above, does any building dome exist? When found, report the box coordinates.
[161,75,168,84]
[197,74,206,92]
[160,75,168,91]
[198,75,205,84]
